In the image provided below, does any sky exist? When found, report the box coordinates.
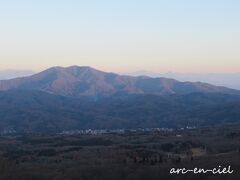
[0,0,240,73]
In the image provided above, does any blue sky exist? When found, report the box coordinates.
[0,0,240,73]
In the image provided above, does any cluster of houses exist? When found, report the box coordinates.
[60,127,174,135]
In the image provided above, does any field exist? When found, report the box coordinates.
[0,125,239,180]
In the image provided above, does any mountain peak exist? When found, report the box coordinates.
[43,65,94,72]
[67,65,92,69]
[42,66,104,76]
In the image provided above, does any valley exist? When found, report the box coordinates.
[0,124,239,180]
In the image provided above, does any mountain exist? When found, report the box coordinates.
[0,69,35,80]
[0,66,239,97]
[0,66,239,133]
[0,90,239,133]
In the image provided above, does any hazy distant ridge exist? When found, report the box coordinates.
[0,70,35,80]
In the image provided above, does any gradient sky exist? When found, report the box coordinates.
[0,0,240,73]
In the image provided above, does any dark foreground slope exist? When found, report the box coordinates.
[0,90,240,133]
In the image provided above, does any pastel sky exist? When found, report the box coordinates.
[0,0,240,73]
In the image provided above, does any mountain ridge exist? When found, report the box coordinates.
[126,71,240,90]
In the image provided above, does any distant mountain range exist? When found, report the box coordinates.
[0,70,35,80]
[0,66,239,133]
[0,66,239,97]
